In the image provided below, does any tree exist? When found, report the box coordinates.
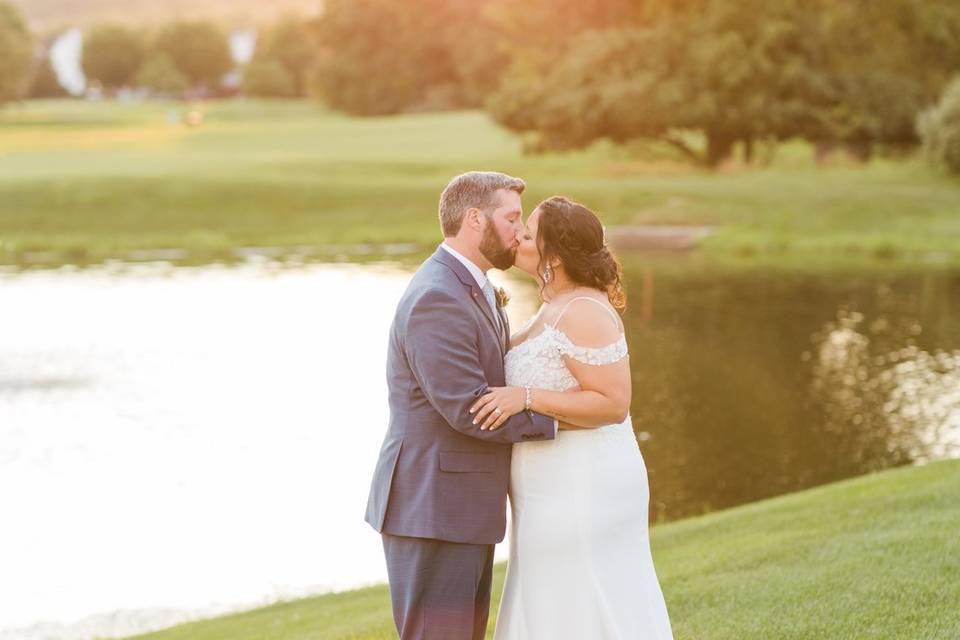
[155,20,232,90]
[135,52,189,96]
[28,54,67,98]
[481,0,654,120]
[487,0,836,166]
[808,0,960,156]
[0,1,32,105]
[918,77,960,175]
[312,0,454,114]
[243,58,296,97]
[484,0,644,65]
[312,0,511,114]
[81,24,145,89]
[255,16,316,97]
[485,0,960,166]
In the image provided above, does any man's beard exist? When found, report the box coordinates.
[479,222,516,270]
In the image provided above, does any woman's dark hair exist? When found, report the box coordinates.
[535,196,626,311]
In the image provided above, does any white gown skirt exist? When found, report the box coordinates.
[494,418,674,639]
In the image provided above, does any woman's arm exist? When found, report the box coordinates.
[471,369,629,430]
[470,300,631,430]
[530,373,629,428]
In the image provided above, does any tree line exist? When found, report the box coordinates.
[77,18,316,98]
[0,4,316,101]
[311,0,960,168]
[2,0,960,171]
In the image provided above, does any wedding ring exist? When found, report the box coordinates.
[494,408,502,415]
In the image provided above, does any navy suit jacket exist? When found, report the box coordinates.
[364,246,556,544]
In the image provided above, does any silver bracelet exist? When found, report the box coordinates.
[524,386,533,411]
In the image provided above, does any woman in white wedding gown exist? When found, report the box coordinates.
[470,196,674,639]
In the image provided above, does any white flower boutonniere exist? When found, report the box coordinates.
[495,286,510,309]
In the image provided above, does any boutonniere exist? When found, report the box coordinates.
[495,286,510,308]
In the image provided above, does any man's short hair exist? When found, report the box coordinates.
[438,171,526,237]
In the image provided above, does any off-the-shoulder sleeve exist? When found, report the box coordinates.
[553,330,629,365]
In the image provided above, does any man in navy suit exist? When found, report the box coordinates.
[365,171,557,639]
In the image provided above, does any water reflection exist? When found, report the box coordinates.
[810,309,960,465]
[1,259,958,638]
[0,261,413,639]
[621,265,960,521]
[0,376,93,393]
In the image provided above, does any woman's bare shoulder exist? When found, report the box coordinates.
[554,296,623,348]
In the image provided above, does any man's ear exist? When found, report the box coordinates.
[464,207,482,231]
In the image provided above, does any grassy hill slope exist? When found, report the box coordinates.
[126,459,960,640]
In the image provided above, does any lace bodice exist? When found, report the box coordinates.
[505,324,628,391]
[505,296,628,391]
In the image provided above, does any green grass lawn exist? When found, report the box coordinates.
[125,459,960,640]
[1,99,959,267]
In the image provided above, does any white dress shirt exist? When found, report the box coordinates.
[441,243,501,331]
[440,242,488,292]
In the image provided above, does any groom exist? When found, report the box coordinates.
[365,171,557,639]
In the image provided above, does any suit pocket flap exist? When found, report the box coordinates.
[439,451,495,473]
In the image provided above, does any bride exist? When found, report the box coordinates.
[469,196,674,639]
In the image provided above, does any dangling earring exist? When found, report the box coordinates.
[543,264,553,284]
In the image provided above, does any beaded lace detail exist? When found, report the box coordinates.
[553,326,628,365]
[505,325,628,392]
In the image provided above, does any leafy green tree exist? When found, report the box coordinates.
[155,20,232,90]
[312,0,512,114]
[135,52,189,95]
[82,24,145,89]
[243,58,296,97]
[918,77,960,174]
[488,0,835,166]
[486,0,960,166]
[484,0,644,65]
[255,16,316,97]
[312,0,454,114]
[810,0,960,156]
[28,54,67,98]
[0,1,32,105]
[481,0,657,119]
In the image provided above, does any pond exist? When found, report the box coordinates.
[1,256,957,639]
[618,259,960,521]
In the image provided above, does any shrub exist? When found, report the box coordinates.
[242,59,296,98]
[918,77,960,175]
[135,52,189,96]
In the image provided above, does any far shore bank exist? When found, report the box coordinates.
[2,100,959,271]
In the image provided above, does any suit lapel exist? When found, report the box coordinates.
[432,248,506,357]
